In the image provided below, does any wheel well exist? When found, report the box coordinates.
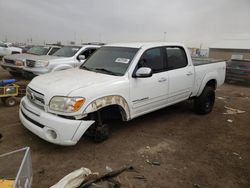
[85,104,127,123]
[98,105,126,122]
[206,79,217,90]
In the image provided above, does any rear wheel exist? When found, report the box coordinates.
[194,87,215,114]
[4,97,17,107]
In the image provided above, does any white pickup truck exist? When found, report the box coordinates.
[22,45,100,78]
[19,42,226,146]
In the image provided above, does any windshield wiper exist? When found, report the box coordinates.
[94,68,120,76]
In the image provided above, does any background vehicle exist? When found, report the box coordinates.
[0,41,22,60]
[1,45,61,76]
[19,42,226,145]
[22,44,100,78]
[226,59,250,84]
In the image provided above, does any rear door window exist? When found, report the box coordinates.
[166,47,188,70]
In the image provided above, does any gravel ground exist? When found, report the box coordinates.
[0,67,249,188]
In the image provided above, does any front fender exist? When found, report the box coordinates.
[84,95,130,121]
[52,65,73,72]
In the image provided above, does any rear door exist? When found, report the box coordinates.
[166,46,194,104]
[130,47,169,116]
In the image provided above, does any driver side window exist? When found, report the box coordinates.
[79,48,97,59]
[137,47,165,74]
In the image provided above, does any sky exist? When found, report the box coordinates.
[0,0,249,48]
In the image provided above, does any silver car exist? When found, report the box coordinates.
[1,45,61,76]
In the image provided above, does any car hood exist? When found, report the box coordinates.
[3,53,39,61]
[26,55,63,62]
[29,68,120,97]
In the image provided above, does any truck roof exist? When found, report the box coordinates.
[105,42,185,49]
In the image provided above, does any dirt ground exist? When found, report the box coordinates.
[0,66,249,188]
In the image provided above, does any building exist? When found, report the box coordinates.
[188,47,208,57]
[209,39,250,60]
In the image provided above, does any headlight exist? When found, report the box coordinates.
[35,60,49,67]
[15,60,24,66]
[49,96,85,113]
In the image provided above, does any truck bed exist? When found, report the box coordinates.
[191,59,226,97]
[192,58,225,66]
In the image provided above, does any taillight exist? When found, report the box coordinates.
[244,69,250,73]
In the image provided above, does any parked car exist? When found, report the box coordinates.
[19,42,226,145]
[0,42,22,59]
[226,59,250,83]
[1,45,61,76]
[22,45,100,78]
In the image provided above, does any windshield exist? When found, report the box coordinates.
[27,46,50,55]
[53,46,81,57]
[80,47,139,76]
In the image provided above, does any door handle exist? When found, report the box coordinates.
[158,77,167,82]
[186,72,193,76]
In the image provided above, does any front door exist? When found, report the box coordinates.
[130,47,169,117]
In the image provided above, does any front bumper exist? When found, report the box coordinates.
[1,62,23,73]
[19,97,94,146]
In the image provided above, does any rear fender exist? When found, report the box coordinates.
[197,72,218,96]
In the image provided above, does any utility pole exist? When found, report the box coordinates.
[164,32,167,41]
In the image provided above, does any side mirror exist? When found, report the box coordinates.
[78,55,86,61]
[135,67,153,78]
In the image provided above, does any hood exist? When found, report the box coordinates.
[4,53,39,61]
[26,55,63,62]
[29,68,120,97]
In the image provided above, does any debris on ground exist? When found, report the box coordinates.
[51,166,135,188]
[133,175,147,181]
[145,159,161,166]
[105,166,113,172]
[223,106,246,115]
[0,133,2,141]
[233,152,242,160]
[50,167,92,188]
[217,97,226,100]
[227,119,233,123]
[79,165,134,188]
[193,184,201,188]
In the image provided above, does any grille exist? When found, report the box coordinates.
[4,59,15,64]
[26,59,36,67]
[26,87,45,109]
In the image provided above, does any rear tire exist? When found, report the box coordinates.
[4,97,17,107]
[194,87,215,115]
